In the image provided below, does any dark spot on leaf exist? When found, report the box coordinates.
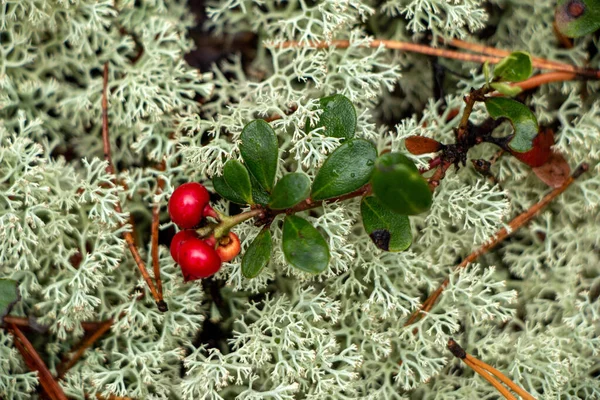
[567,0,585,18]
[370,229,391,251]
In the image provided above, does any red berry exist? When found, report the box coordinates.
[170,230,198,263]
[216,232,241,262]
[203,234,217,248]
[168,183,210,229]
[178,238,222,281]
[511,128,554,168]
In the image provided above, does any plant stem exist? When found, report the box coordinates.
[151,162,166,308]
[213,208,264,238]
[405,163,589,327]
[276,39,600,78]
[56,319,113,379]
[8,323,68,400]
[447,339,535,400]
[101,63,163,311]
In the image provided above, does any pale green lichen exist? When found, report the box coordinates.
[1,0,599,399]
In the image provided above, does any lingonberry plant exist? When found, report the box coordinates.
[1,1,600,400]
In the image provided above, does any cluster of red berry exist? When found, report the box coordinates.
[168,183,240,281]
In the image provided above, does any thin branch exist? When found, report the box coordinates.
[101,63,163,310]
[446,38,572,70]
[56,319,113,380]
[511,71,578,92]
[464,358,517,400]
[8,323,68,400]
[447,339,535,400]
[405,163,589,326]
[276,39,600,78]
[467,355,536,400]
[152,162,166,307]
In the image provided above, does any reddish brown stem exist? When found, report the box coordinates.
[101,63,163,310]
[446,38,572,70]
[511,71,578,92]
[447,339,535,400]
[8,323,68,400]
[151,162,166,301]
[405,163,589,326]
[56,319,113,380]
[277,39,600,78]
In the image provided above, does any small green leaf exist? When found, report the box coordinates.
[282,215,329,274]
[249,174,271,205]
[242,229,272,278]
[485,97,539,153]
[240,120,279,192]
[555,0,600,38]
[493,51,533,82]
[370,153,432,215]
[0,279,19,320]
[213,175,249,205]
[483,61,491,85]
[490,82,523,97]
[223,160,253,204]
[309,94,357,139]
[361,196,412,252]
[311,139,377,201]
[269,173,311,210]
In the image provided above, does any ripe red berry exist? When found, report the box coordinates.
[511,128,554,168]
[177,238,222,281]
[168,183,210,229]
[170,230,198,263]
[216,232,241,262]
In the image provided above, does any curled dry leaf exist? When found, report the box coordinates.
[532,152,571,188]
[405,136,443,155]
[511,128,554,167]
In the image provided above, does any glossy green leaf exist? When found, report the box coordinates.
[311,139,377,201]
[370,153,432,215]
[0,279,19,320]
[555,0,600,38]
[223,160,253,204]
[282,215,329,274]
[493,51,533,82]
[485,97,539,153]
[213,171,250,205]
[361,196,412,252]
[241,229,272,278]
[250,174,271,205]
[239,120,278,192]
[490,82,523,97]
[269,173,311,210]
[309,94,357,139]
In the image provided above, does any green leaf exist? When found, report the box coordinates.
[311,139,377,201]
[370,153,432,215]
[0,279,19,320]
[483,61,491,85]
[241,229,272,278]
[309,94,357,139]
[213,175,249,205]
[555,0,600,38]
[239,120,279,192]
[269,173,311,210]
[490,82,523,97]
[361,196,412,252]
[493,51,533,82]
[250,174,271,205]
[222,160,253,204]
[282,215,329,274]
[485,97,539,153]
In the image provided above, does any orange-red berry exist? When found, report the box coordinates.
[216,232,241,262]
